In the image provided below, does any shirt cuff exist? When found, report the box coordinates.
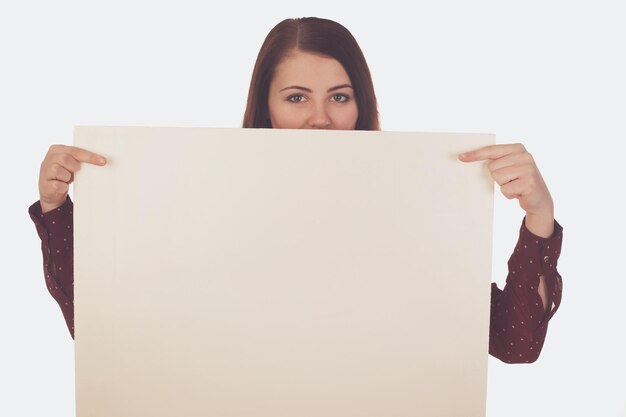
[29,196,73,233]
[508,217,564,322]
[514,217,563,278]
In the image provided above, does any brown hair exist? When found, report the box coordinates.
[242,17,380,130]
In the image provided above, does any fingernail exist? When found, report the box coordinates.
[98,157,107,164]
[458,153,468,160]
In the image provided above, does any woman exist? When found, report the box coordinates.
[29,17,562,363]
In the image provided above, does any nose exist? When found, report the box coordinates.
[307,103,331,129]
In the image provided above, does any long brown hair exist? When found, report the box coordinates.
[242,17,380,130]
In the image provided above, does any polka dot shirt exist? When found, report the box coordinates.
[489,219,563,363]
[29,196,75,338]
[29,196,563,363]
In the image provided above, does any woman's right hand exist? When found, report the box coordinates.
[38,145,107,213]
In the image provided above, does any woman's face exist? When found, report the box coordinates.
[268,50,359,130]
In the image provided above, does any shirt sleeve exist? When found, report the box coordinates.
[28,196,75,339]
[489,217,563,363]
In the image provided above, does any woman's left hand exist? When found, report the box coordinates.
[458,143,554,238]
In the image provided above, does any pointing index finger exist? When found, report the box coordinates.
[458,144,521,162]
[68,146,107,165]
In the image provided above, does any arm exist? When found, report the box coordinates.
[32,144,106,339]
[29,196,76,338]
[459,143,563,363]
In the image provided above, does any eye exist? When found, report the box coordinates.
[287,94,306,103]
[331,94,350,103]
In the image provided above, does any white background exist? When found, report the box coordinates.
[1,0,624,416]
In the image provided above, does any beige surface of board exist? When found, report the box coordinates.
[74,127,494,417]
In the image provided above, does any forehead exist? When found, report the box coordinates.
[271,50,352,87]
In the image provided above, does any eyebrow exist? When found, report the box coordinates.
[279,84,354,93]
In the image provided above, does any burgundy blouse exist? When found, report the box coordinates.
[29,196,563,363]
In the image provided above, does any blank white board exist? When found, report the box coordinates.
[74,127,494,417]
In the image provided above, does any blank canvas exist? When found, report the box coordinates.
[74,127,494,417]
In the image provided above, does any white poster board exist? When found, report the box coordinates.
[74,127,494,417]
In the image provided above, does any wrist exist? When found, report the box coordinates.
[40,199,64,214]
[524,211,555,238]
